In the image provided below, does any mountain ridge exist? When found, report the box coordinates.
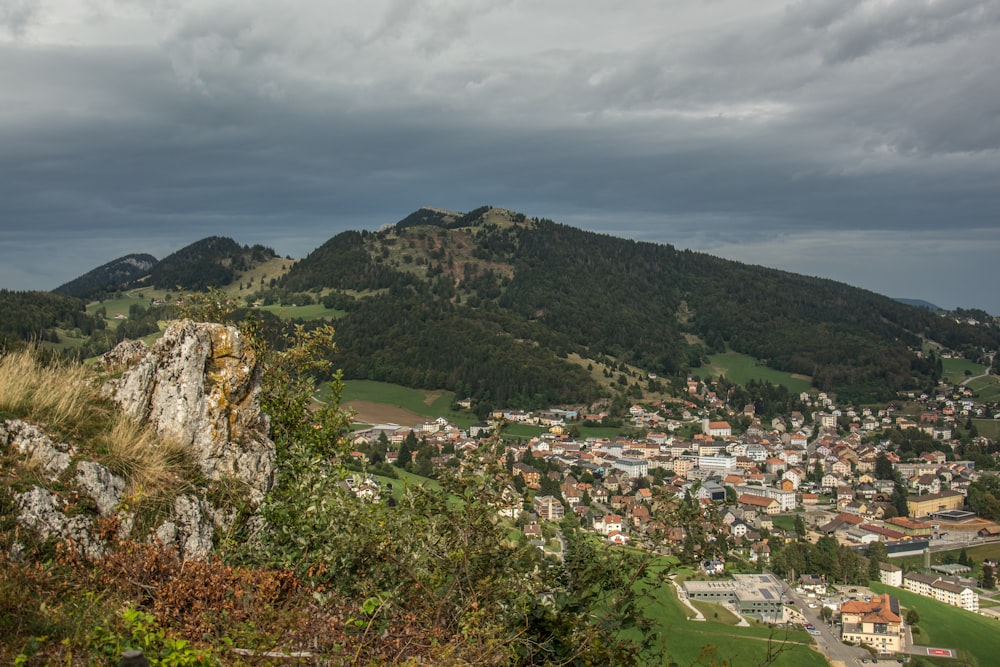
[39,205,1000,408]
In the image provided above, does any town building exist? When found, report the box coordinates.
[840,594,904,654]
[682,574,785,623]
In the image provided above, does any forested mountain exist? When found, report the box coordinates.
[280,206,999,406]
[52,253,158,299]
[147,237,277,291]
[38,206,999,410]
[0,290,102,344]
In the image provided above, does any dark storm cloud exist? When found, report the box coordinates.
[0,1,998,312]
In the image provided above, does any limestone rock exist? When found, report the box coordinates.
[104,320,275,503]
[155,495,215,559]
[0,419,75,480]
[99,338,149,372]
[74,461,126,516]
[16,487,105,559]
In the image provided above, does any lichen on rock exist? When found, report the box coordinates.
[103,319,276,504]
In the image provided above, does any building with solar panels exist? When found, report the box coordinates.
[682,573,785,623]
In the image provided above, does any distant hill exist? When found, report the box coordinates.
[45,206,1000,410]
[147,237,277,291]
[894,298,943,312]
[52,253,158,300]
[277,206,1000,407]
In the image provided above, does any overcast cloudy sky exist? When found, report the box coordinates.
[2,0,998,311]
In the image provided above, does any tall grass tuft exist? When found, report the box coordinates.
[0,348,198,511]
[0,348,106,434]
[102,417,197,507]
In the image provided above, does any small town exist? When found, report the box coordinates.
[346,373,1000,664]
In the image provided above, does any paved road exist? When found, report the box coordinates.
[782,585,878,667]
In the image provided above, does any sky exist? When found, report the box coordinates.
[1,0,998,312]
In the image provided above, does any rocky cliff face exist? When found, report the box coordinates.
[104,319,275,502]
[5,320,276,560]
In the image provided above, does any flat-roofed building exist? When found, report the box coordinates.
[906,490,964,518]
[683,574,784,623]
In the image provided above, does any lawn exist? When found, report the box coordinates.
[972,419,1000,441]
[501,423,547,439]
[770,514,801,532]
[624,562,825,667]
[870,582,1000,667]
[965,376,1000,403]
[695,353,813,394]
[941,358,987,384]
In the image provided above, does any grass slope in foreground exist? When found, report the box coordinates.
[629,562,825,667]
[870,582,1000,667]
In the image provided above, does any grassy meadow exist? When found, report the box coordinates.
[628,562,824,667]
[695,352,813,394]
[339,379,479,428]
[966,375,1000,403]
[941,357,987,384]
[870,582,1000,667]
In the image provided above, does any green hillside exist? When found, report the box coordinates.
[30,205,1000,414]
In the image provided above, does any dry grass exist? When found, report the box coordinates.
[0,348,104,433]
[101,418,198,507]
[0,348,198,509]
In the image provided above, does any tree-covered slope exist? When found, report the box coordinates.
[52,253,158,300]
[0,290,103,344]
[281,206,999,404]
[147,237,276,291]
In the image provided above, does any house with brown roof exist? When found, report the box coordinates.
[840,594,903,654]
[737,494,780,515]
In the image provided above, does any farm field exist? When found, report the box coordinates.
[340,380,476,428]
[695,352,812,394]
[870,582,1000,667]
[941,357,987,384]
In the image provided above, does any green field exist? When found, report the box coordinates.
[339,380,479,428]
[966,376,1000,403]
[870,582,1000,667]
[695,353,813,394]
[341,380,455,415]
[86,294,152,320]
[941,358,987,384]
[972,419,1000,440]
[889,542,1000,580]
[254,303,345,320]
[630,566,824,667]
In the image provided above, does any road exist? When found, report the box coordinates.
[782,584,880,667]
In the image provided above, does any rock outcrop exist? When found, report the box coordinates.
[104,319,276,502]
[5,319,278,561]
